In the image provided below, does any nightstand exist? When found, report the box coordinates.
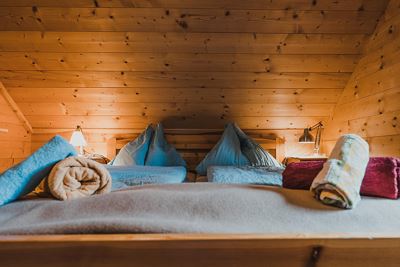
[283,156,328,165]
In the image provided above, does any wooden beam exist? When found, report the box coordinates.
[0,81,32,133]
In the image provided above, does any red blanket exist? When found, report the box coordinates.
[283,157,400,199]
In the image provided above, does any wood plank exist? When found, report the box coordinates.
[115,142,277,151]
[0,71,351,88]
[324,135,400,157]
[0,141,31,158]
[0,32,369,54]
[338,63,400,104]
[368,134,400,156]
[8,88,343,104]
[0,52,359,72]
[0,81,32,133]
[0,8,381,33]
[0,0,390,10]
[25,115,328,130]
[353,36,400,79]
[19,102,334,117]
[331,88,400,121]
[0,124,30,141]
[384,0,400,20]
[116,134,277,145]
[0,158,14,172]
[365,11,400,52]
[324,110,400,140]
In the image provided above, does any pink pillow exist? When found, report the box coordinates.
[282,161,324,190]
[283,157,399,199]
[361,157,398,199]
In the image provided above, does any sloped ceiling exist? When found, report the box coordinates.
[0,0,390,155]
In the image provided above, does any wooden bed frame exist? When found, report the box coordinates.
[1,130,399,266]
[1,234,400,266]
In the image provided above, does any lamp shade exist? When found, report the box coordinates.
[299,128,314,143]
[69,126,87,147]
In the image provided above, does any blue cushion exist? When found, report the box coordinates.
[111,125,153,166]
[0,135,77,206]
[105,165,187,190]
[207,165,283,186]
[145,123,186,167]
[195,123,249,175]
[233,123,284,169]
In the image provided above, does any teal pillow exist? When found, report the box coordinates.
[195,123,249,175]
[111,125,153,166]
[233,123,284,169]
[0,135,77,206]
[145,123,186,167]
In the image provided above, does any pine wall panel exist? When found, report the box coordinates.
[0,0,391,158]
[323,0,400,157]
[0,92,31,172]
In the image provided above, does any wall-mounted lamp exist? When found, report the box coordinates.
[0,128,8,133]
[69,125,87,155]
[299,121,323,155]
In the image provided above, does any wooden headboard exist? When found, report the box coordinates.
[106,129,284,172]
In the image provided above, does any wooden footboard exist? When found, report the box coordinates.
[1,234,399,267]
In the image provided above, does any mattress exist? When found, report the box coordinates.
[104,165,187,190]
[0,183,399,235]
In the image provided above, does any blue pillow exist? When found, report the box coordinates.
[195,123,249,175]
[233,123,284,169]
[0,135,77,206]
[105,165,187,190]
[145,123,186,167]
[111,125,153,166]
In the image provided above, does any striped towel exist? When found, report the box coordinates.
[311,134,369,209]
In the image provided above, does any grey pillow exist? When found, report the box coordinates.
[232,123,284,169]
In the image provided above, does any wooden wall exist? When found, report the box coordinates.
[0,0,390,158]
[0,86,31,172]
[323,0,400,157]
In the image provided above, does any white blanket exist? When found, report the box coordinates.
[0,184,399,235]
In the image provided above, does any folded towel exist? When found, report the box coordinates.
[310,134,369,209]
[0,135,76,206]
[45,156,112,200]
[283,157,399,199]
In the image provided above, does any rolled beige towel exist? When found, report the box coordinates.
[46,156,112,200]
[310,134,369,209]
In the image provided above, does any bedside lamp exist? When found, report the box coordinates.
[70,125,87,155]
[299,121,323,155]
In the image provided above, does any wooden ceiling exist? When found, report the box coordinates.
[0,0,391,155]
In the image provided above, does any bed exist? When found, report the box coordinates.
[0,130,399,266]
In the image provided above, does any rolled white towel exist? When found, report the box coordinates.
[310,134,369,209]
